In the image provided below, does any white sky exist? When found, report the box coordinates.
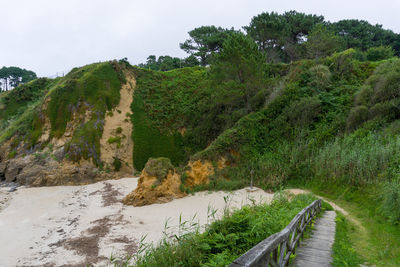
[1,0,400,77]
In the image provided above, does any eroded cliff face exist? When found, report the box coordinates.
[0,66,135,186]
[99,71,135,176]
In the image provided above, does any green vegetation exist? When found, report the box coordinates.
[107,136,122,148]
[0,66,37,91]
[0,78,53,147]
[143,157,174,182]
[302,182,400,266]
[138,55,199,71]
[113,157,122,171]
[131,194,325,267]
[46,62,123,138]
[46,61,125,164]
[130,66,217,170]
[332,212,363,267]
[0,61,126,165]
[2,10,400,266]
[180,26,237,66]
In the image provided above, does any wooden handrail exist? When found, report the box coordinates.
[229,199,322,267]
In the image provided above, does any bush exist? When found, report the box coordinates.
[285,97,322,127]
[366,46,394,61]
[107,136,121,148]
[307,64,332,91]
[346,105,368,131]
[143,157,174,182]
[113,157,122,171]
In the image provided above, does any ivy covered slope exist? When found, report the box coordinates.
[0,61,127,185]
[130,66,236,170]
[0,77,53,149]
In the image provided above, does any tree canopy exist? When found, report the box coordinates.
[328,19,400,55]
[180,26,236,66]
[244,11,324,62]
[210,32,266,114]
[305,24,342,59]
[0,66,37,91]
[138,55,199,71]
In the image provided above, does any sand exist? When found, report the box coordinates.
[0,178,274,266]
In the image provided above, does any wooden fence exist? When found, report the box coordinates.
[229,199,322,267]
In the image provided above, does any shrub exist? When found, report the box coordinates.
[144,157,174,182]
[107,136,121,148]
[366,46,394,61]
[113,157,122,171]
[346,105,368,131]
[307,64,332,91]
[285,97,322,127]
[382,176,400,224]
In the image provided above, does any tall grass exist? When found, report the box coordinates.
[127,194,321,267]
[313,133,400,185]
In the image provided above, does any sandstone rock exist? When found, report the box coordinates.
[122,158,186,206]
[184,158,229,188]
[184,160,214,187]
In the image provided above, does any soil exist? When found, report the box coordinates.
[100,71,135,175]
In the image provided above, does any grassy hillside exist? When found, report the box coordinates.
[182,50,400,265]
[0,61,126,165]
[0,78,54,151]
[130,66,219,170]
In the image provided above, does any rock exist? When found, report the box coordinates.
[5,156,32,182]
[184,160,214,187]
[0,162,7,174]
[184,158,229,188]
[8,186,18,192]
[53,147,65,162]
[31,161,112,186]
[123,158,186,206]
[16,164,50,185]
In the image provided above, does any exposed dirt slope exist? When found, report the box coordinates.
[100,71,135,175]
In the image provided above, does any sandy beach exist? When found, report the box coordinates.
[0,178,274,266]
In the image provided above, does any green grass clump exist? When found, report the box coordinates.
[332,213,363,267]
[107,136,122,148]
[113,157,122,171]
[382,176,400,225]
[143,157,174,182]
[133,194,321,267]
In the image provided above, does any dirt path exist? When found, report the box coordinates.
[0,178,274,266]
[286,188,364,230]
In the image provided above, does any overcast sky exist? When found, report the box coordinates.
[1,0,400,77]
